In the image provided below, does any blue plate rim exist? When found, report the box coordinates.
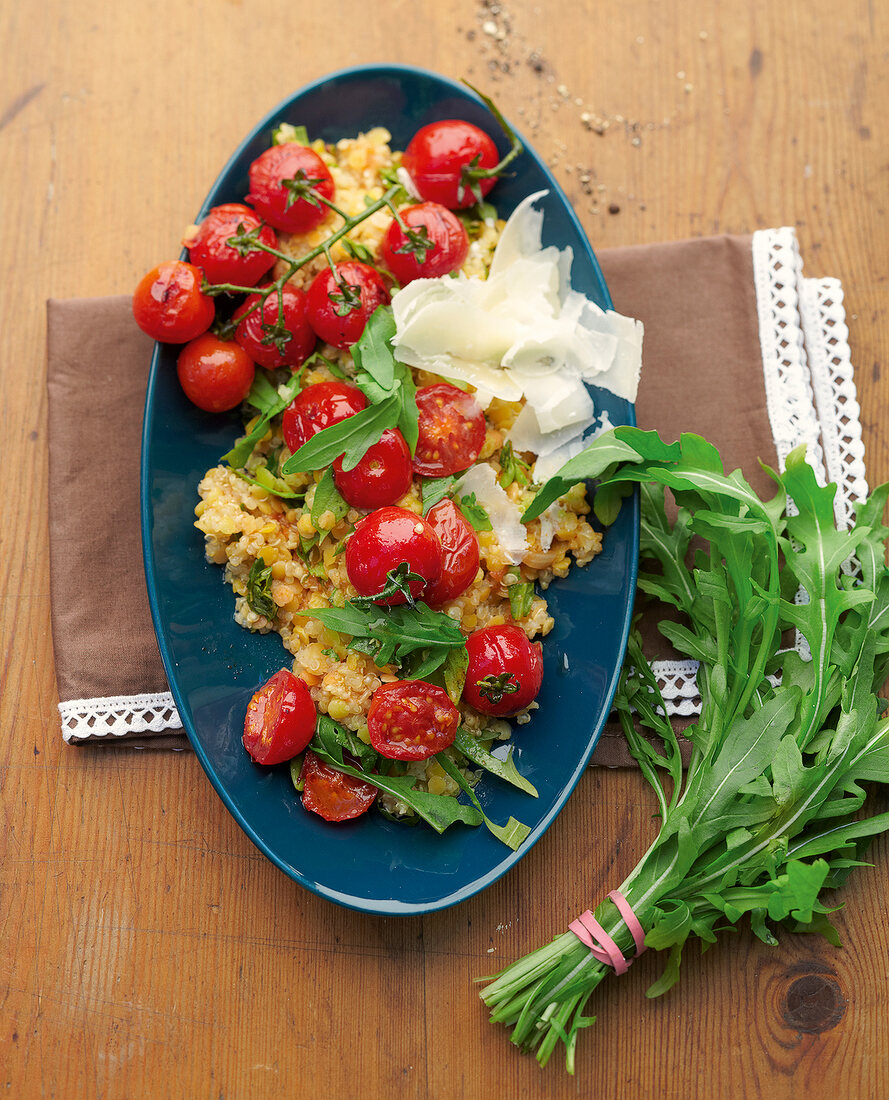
[140,63,639,916]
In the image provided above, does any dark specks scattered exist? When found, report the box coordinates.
[749,48,764,78]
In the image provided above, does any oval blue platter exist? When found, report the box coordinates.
[140,64,639,916]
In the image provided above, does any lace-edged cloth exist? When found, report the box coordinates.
[47,230,864,746]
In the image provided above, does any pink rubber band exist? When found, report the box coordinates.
[568,890,646,975]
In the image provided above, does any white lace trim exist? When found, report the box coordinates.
[62,231,866,735]
[652,228,865,714]
[60,692,183,743]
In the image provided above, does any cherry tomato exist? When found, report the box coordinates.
[379,202,469,284]
[243,669,317,765]
[176,333,255,413]
[462,625,543,717]
[233,282,316,369]
[412,384,487,477]
[185,203,277,286]
[333,428,413,511]
[132,261,215,343]
[305,262,389,349]
[345,506,443,605]
[402,119,500,209]
[367,681,459,761]
[300,749,377,822]
[282,380,368,455]
[246,143,335,234]
[423,499,480,606]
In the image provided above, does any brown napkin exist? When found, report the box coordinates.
[46,235,785,757]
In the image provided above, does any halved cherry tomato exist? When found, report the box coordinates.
[379,202,469,284]
[233,282,316,369]
[402,119,500,209]
[246,143,335,234]
[333,428,413,511]
[282,380,368,455]
[305,261,390,349]
[243,668,317,765]
[462,624,543,717]
[176,333,255,413]
[185,203,277,286]
[132,260,216,343]
[367,681,459,761]
[412,384,487,477]
[345,506,443,605]
[300,749,377,822]
[423,498,480,605]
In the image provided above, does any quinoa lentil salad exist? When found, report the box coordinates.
[134,92,641,847]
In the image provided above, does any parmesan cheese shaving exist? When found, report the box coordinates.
[391,191,643,443]
[455,464,529,565]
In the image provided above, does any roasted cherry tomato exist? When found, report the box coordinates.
[367,681,459,761]
[185,203,277,286]
[402,119,500,209]
[233,283,316,369]
[379,202,469,284]
[300,749,377,822]
[423,498,480,606]
[243,669,317,765]
[246,143,335,234]
[282,380,368,455]
[132,260,215,343]
[462,624,544,717]
[305,261,390,349]
[333,428,413,511]
[345,506,443,605]
[176,333,255,413]
[412,383,487,477]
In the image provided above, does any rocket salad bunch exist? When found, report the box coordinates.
[481,426,889,1072]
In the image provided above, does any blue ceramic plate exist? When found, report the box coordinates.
[141,64,639,915]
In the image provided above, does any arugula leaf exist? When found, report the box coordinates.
[297,600,467,675]
[508,581,535,619]
[223,370,304,469]
[282,393,400,474]
[245,558,276,620]
[352,304,396,391]
[434,753,531,850]
[422,475,458,514]
[306,717,484,835]
[459,492,493,531]
[310,466,349,529]
[453,728,538,796]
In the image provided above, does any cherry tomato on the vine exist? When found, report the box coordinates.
[462,624,543,717]
[402,120,500,209]
[176,333,255,413]
[345,506,443,605]
[246,143,336,234]
[412,383,487,477]
[423,498,480,606]
[243,669,317,765]
[300,749,377,822]
[379,202,469,284]
[185,203,277,287]
[282,380,368,455]
[305,261,389,349]
[233,282,316,369]
[333,428,413,511]
[367,681,459,761]
[132,260,215,343]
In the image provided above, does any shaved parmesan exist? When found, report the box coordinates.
[390,190,643,449]
[455,464,529,565]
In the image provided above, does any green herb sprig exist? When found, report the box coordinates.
[481,426,889,1072]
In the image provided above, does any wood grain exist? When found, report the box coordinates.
[3,0,888,1096]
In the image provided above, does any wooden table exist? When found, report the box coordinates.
[5,1,888,1095]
